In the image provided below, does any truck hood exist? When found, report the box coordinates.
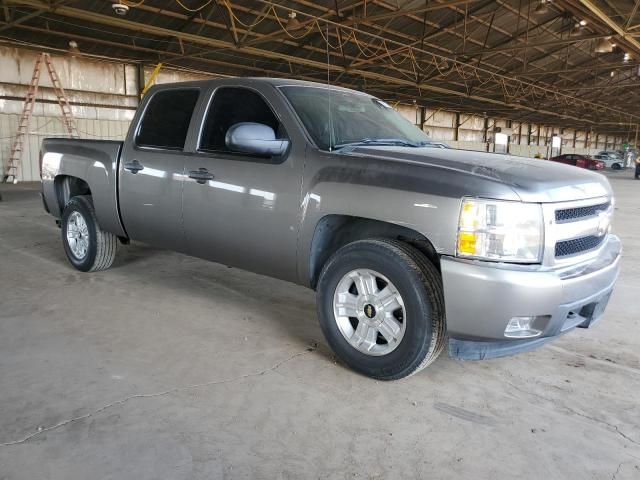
[351,146,611,203]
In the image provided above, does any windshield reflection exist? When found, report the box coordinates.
[280,86,438,152]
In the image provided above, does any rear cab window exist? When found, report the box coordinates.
[136,89,200,150]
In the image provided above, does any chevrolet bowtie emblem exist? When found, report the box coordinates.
[596,211,610,237]
[364,304,376,318]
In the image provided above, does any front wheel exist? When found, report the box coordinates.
[612,163,622,170]
[61,195,117,272]
[316,239,446,380]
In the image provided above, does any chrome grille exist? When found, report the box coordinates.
[555,235,606,257]
[542,196,612,266]
[555,202,610,223]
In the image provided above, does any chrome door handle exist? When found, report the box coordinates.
[188,168,214,184]
[124,160,144,174]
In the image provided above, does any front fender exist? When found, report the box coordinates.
[297,180,461,287]
[296,149,523,286]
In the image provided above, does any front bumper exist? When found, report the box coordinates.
[441,234,621,360]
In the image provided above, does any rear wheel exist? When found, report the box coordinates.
[61,195,117,272]
[316,239,446,380]
[612,163,622,170]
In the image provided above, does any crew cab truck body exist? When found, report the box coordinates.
[40,78,621,380]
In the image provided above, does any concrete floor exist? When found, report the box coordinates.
[0,173,638,480]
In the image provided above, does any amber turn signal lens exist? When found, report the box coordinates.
[457,232,477,255]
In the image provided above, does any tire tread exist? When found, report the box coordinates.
[65,195,117,272]
[367,239,447,379]
[317,237,447,380]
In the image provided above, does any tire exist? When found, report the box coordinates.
[61,195,117,272]
[612,163,621,170]
[316,238,446,380]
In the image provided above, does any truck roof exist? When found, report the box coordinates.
[146,77,368,95]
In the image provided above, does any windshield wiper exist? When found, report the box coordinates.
[333,138,420,150]
[415,140,449,149]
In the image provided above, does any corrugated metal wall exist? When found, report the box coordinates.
[1,45,632,182]
[0,46,219,182]
[395,104,629,157]
[0,114,130,181]
[0,46,137,182]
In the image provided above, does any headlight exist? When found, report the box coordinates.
[457,198,543,263]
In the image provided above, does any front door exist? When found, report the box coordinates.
[119,87,201,252]
[182,86,303,282]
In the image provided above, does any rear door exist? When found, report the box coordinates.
[181,85,304,282]
[118,87,200,252]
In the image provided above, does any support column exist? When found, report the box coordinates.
[454,112,460,142]
[517,122,522,145]
[483,116,489,152]
[136,62,146,97]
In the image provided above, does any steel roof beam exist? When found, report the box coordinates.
[576,0,640,54]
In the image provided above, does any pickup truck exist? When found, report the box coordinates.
[40,78,621,380]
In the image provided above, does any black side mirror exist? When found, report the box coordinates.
[225,122,290,156]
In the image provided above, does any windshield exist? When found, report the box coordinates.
[280,85,433,151]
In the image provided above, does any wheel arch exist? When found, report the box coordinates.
[308,214,440,289]
[54,175,92,213]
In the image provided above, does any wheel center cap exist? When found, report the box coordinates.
[363,303,377,319]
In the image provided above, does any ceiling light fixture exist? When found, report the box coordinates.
[594,37,614,53]
[68,40,80,56]
[286,11,302,31]
[534,0,550,15]
[111,3,129,16]
[574,19,587,29]
[624,52,631,62]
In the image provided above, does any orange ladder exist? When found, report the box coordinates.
[3,52,79,183]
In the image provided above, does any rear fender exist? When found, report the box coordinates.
[41,139,126,237]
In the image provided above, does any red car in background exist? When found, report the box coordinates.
[550,154,605,170]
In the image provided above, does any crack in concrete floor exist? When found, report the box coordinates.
[505,380,640,448]
[0,348,315,448]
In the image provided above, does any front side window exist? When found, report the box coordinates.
[279,85,434,151]
[136,89,199,150]
[200,87,281,153]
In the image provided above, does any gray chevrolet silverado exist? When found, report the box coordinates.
[40,78,621,380]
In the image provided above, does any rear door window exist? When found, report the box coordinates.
[136,89,199,150]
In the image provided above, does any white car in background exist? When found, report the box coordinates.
[594,152,624,170]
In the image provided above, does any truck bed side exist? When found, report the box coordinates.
[40,138,127,238]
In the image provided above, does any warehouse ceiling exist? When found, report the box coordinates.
[2,0,640,133]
